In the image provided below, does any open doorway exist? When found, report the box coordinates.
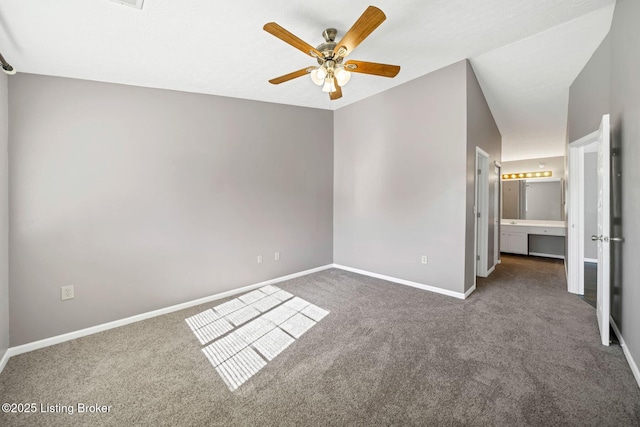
[475,147,490,278]
[567,135,598,296]
[582,150,598,308]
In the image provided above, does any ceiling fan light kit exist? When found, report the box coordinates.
[264,6,400,100]
[1,64,16,76]
[309,66,326,85]
[310,58,351,93]
[0,52,16,75]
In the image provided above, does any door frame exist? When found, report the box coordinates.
[475,147,490,278]
[567,114,612,347]
[567,130,598,295]
[494,161,502,266]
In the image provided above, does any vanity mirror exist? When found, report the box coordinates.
[502,178,563,221]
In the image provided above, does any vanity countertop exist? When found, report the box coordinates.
[501,220,566,228]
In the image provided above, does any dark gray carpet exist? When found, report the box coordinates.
[1,255,639,426]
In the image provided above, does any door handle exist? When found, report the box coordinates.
[592,235,625,243]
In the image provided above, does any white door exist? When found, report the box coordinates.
[595,114,611,346]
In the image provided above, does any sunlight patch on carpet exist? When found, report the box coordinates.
[193,318,234,345]
[185,285,329,391]
[226,306,261,327]
[215,347,267,391]
[252,295,284,312]
[280,313,317,339]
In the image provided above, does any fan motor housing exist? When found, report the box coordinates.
[317,28,343,63]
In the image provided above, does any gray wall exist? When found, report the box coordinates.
[567,34,610,265]
[584,152,598,260]
[567,35,610,144]
[528,235,564,257]
[567,0,640,378]
[334,60,500,295]
[8,74,333,346]
[466,61,502,286]
[334,61,468,294]
[0,72,8,359]
[609,0,640,374]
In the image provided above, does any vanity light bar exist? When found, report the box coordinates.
[502,171,552,180]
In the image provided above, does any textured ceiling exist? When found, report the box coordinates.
[471,4,615,161]
[0,0,616,160]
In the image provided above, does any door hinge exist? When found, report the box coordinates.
[477,168,481,175]
[477,255,480,261]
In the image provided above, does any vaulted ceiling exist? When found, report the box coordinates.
[0,0,615,161]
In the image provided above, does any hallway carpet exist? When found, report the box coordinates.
[1,255,639,426]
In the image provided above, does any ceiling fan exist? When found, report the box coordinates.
[263,5,400,101]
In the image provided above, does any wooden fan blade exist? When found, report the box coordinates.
[330,80,343,100]
[264,22,323,58]
[335,6,386,58]
[269,67,313,85]
[344,60,400,78]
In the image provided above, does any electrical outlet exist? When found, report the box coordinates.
[421,256,428,264]
[274,252,280,261]
[61,285,74,300]
[257,255,263,264]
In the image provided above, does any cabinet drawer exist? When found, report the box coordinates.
[530,227,564,237]
[501,225,524,234]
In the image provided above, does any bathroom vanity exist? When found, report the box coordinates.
[500,220,566,259]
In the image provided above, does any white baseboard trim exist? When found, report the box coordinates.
[529,252,565,260]
[1,264,333,370]
[610,316,640,390]
[332,264,467,300]
[465,285,476,299]
[0,348,10,374]
[584,258,598,264]
[487,265,496,276]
